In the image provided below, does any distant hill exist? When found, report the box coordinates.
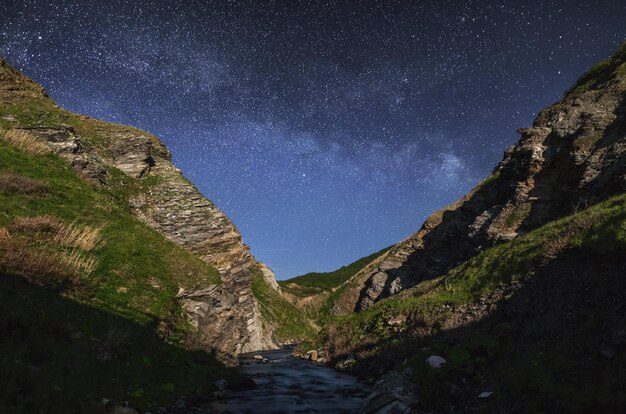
[279,247,390,322]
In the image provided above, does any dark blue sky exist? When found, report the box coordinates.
[2,0,625,278]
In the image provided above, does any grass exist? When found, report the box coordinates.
[0,116,225,410]
[278,247,391,325]
[564,41,626,97]
[0,127,50,154]
[0,273,233,414]
[250,265,317,342]
[322,193,626,412]
[334,193,626,329]
[279,247,391,297]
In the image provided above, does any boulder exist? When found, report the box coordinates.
[426,355,447,368]
[359,368,419,414]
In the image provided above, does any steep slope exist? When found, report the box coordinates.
[279,247,390,322]
[0,56,285,359]
[326,192,626,413]
[334,42,626,312]
[315,43,626,413]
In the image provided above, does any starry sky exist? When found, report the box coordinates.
[1,1,625,278]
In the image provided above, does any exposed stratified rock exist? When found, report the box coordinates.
[130,165,255,274]
[1,55,282,355]
[258,262,281,293]
[24,127,108,184]
[176,271,277,356]
[110,134,163,178]
[358,369,419,414]
[346,43,626,311]
[113,147,280,355]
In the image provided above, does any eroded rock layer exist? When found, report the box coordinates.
[350,44,626,311]
[1,56,280,355]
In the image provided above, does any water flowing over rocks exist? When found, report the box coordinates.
[182,348,372,414]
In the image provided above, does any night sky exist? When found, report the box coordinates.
[1,1,625,278]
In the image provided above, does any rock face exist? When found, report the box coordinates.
[176,278,276,355]
[110,134,163,178]
[25,127,108,183]
[0,56,281,356]
[349,43,626,311]
[358,369,419,414]
[130,166,255,273]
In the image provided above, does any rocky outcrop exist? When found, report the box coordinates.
[349,43,626,311]
[110,134,165,178]
[176,271,277,356]
[129,166,255,274]
[358,368,419,414]
[25,127,108,184]
[258,262,281,292]
[1,56,281,356]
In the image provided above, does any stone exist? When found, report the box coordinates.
[387,314,407,326]
[306,349,318,361]
[258,262,281,292]
[213,379,228,390]
[358,368,418,414]
[342,44,626,312]
[22,127,107,184]
[336,354,357,370]
[110,135,158,178]
[478,391,494,398]
[426,355,446,368]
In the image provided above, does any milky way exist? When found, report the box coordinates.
[2,0,625,278]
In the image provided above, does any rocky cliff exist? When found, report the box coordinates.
[337,42,626,312]
[0,56,281,356]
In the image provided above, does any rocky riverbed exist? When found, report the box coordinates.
[192,347,372,413]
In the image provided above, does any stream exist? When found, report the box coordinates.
[200,347,372,413]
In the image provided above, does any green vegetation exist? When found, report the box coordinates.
[278,247,391,325]
[0,61,229,411]
[250,266,317,342]
[324,193,626,412]
[0,138,227,411]
[0,273,231,413]
[331,193,626,330]
[564,41,626,97]
[279,246,390,297]
[0,141,220,321]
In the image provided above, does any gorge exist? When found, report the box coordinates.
[1,2,626,413]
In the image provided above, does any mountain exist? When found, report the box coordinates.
[279,247,390,323]
[0,56,312,412]
[315,43,626,412]
[329,42,626,314]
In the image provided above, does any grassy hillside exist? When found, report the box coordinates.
[0,61,237,411]
[278,247,390,325]
[323,193,626,412]
[279,246,390,297]
[0,132,232,412]
[250,266,317,342]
